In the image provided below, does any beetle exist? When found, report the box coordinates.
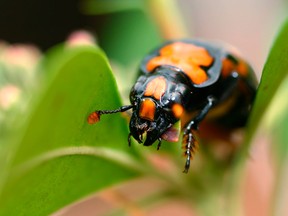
[88,39,258,173]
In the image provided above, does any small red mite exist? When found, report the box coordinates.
[88,39,257,173]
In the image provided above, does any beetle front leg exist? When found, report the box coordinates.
[182,96,216,173]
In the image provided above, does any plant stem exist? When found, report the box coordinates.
[146,0,189,39]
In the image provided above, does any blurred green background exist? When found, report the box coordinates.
[0,0,286,73]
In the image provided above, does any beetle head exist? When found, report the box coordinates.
[129,97,177,146]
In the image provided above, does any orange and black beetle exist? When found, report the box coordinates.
[88,39,258,173]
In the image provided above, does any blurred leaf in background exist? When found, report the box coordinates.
[254,19,288,216]
[0,1,166,214]
[245,19,288,141]
[0,37,146,215]
[83,5,162,65]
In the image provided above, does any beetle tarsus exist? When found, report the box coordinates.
[182,131,197,173]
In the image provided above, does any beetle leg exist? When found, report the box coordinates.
[182,96,216,173]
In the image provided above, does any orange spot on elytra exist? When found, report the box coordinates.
[222,58,235,77]
[221,58,248,77]
[139,98,156,121]
[146,42,213,84]
[87,112,100,124]
[172,103,184,118]
[237,60,248,76]
[144,76,167,100]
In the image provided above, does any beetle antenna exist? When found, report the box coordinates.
[87,105,133,124]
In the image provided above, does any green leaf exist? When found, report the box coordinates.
[95,10,162,65]
[223,18,288,216]
[244,18,288,216]
[246,19,288,140]
[0,45,144,215]
[82,0,145,15]
[264,76,288,159]
[261,20,288,214]
[263,76,288,216]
